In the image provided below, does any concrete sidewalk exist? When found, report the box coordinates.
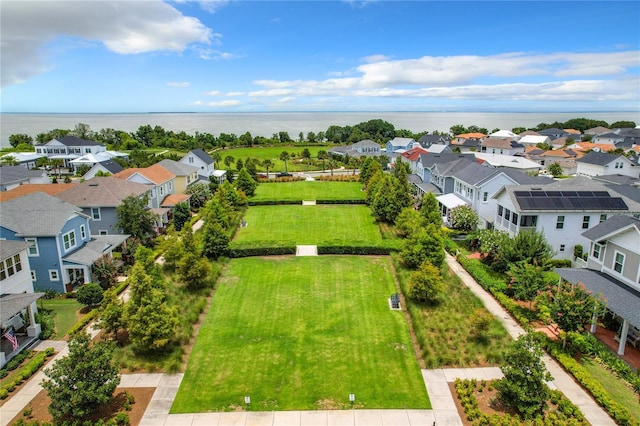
[445,253,615,426]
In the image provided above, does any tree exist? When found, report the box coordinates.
[92,255,118,289]
[9,133,33,148]
[176,227,211,290]
[235,158,244,171]
[409,260,445,304]
[449,205,479,231]
[1,155,18,166]
[610,120,636,128]
[116,194,159,244]
[185,182,211,209]
[302,148,311,170]
[76,283,104,307]
[173,201,191,231]
[495,334,552,419]
[507,261,550,309]
[547,162,563,177]
[100,290,125,340]
[72,123,94,140]
[400,225,445,269]
[235,167,257,196]
[201,221,229,259]
[42,332,120,422]
[223,155,235,169]
[261,159,274,178]
[497,230,554,272]
[371,174,409,224]
[395,207,427,238]
[420,192,442,227]
[279,151,290,173]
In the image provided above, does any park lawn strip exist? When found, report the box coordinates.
[579,358,640,423]
[217,146,328,173]
[232,205,382,246]
[40,298,84,339]
[251,181,364,202]
[171,256,429,412]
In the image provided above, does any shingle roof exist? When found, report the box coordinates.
[581,215,640,241]
[352,139,379,148]
[0,240,31,261]
[0,183,77,202]
[189,149,214,165]
[593,175,640,185]
[96,160,124,174]
[0,166,46,185]
[418,134,451,147]
[0,192,85,236]
[160,193,191,207]
[1,293,44,324]
[62,234,129,266]
[401,147,428,162]
[419,153,471,168]
[157,159,199,177]
[453,162,498,185]
[577,151,621,166]
[605,184,640,203]
[388,137,415,147]
[481,137,522,149]
[455,133,486,139]
[43,136,103,147]
[114,163,175,184]
[55,177,150,207]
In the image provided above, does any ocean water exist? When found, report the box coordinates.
[1,111,638,147]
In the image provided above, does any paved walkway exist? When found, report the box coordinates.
[296,245,318,256]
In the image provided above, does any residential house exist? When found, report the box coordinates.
[564,129,582,139]
[417,134,451,148]
[426,144,452,154]
[55,177,151,236]
[453,133,486,144]
[0,166,50,191]
[0,192,128,293]
[549,137,575,149]
[576,152,638,178]
[489,130,519,140]
[518,130,542,137]
[1,241,43,367]
[69,151,128,172]
[400,147,429,175]
[113,163,176,209]
[450,137,482,153]
[518,135,552,147]
[492,177,640,260]
[181,149,227,183]
[385,137,415,157]
[538,128,571,140]
[0,183,76,203]
[414,153,474,193]
[539,148,582,175]
[157,159,199,194]
[585,126,611,136]
[82,159,125,180]
[34,136,106,168]
[0,152,47,169]
[593,132,626,145]
[469,153,543,174]
[328,140,382,159]
[555,215,640,355]
[568,142,617,154]
[480,138,525,156]
[451,162,549,228]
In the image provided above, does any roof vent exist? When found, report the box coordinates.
[531,187,542,191]
[89,183,99,187]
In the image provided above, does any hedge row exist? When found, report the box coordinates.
[317,245,393,255]
[228,246,297,258]
[544,342,639,426]
[0,347,54,399]
[316,199,365,204]
[247,199,365,205]
[67,309,100,338]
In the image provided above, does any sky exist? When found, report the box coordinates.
[1,0,639,113]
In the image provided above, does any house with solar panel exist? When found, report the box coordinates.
[493,177,640,260]
[1,241,43,367]
[555,215,640,355]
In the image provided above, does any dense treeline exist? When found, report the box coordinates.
[6,117,636,150]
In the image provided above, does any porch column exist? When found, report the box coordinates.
[618,319,629,356]
[26,301,41,338]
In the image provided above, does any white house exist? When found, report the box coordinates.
[519,135,552,146]
[34,136,106,168]
[576,152,638,178]
[480,138,525,156]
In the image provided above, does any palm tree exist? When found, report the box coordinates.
[1,155,18,166]
[279,151,290,173]
[223,155,235,169]
[328,159,337,177]
[211,152,222,169]
[317,150,328,172]
[262,159,274,178]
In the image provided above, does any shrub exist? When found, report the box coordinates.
[76,283,105,307]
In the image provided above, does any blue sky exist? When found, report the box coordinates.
[1,0,639,113]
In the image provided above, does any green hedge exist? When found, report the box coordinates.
[544,341,638,426]
[247,200,303,206]
[0,347,54,399]
[67,309,100,337]
[317,245,393,255]
[316,199,365,204]
[228,246,297,258]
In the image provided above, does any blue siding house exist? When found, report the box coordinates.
[0,192,128,293]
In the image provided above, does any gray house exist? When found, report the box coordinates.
[328,140,381,158]
[0,166,49,191]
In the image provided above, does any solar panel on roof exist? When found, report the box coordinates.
[514,191,530,197]
[529,191,547,197]
[575,191,594,197]
[593,191,610,197]
[561,191,578,197]
[546,191,562,196]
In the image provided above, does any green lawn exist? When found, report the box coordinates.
[40,298,84,339]
[216,145,331,172]
[580,358,640,423]
[171,256,429,412]
[252,181,364,202]
[232,205,383,246]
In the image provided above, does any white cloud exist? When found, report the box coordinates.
[208,100,241,107]
[167,81,190,88]
[361,54,391,63]
[226,91,246,96]
[192,100,205,106]
[274,97,296,104]
[1,0,213,87]
[205,90,222,96]
[194,47,241,60]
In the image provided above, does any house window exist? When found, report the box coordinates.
[85,148,91,153]
[80,225,86,239]
[614,252,625,274]
[13,254,22,273]
[168,182,172,192]
[559,244,565,252]
[159,186,164,196]
[582,216,590,229]
[556,215,565,229]
[505,209,511,221]
[31,270,36,281]
[483,192,488,202]
[188,157,194,163]
[25,238,39,256]
[520,215,538,227]
[592,243,602,260]
[99,230,108,235]
[91,207,101,220]
[511,213,518,225]
[63,230,76,250]
[600,214,607,223]
[498,205,503,217]
[49,270,59,281]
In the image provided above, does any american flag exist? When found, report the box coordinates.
[3,328,18,351]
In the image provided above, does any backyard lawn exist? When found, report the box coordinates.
[171,256,429,412]
[252,181,364,202]
[40,298,84,339]
[232,205,383,246]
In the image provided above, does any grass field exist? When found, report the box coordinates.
[252,181,364,202]
[216,145,331,172]
[40,298,84,339]
[232,205,382,246]
[171,256,429,412]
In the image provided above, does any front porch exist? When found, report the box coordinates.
[1,293,44,368]
[593,325,640,370]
